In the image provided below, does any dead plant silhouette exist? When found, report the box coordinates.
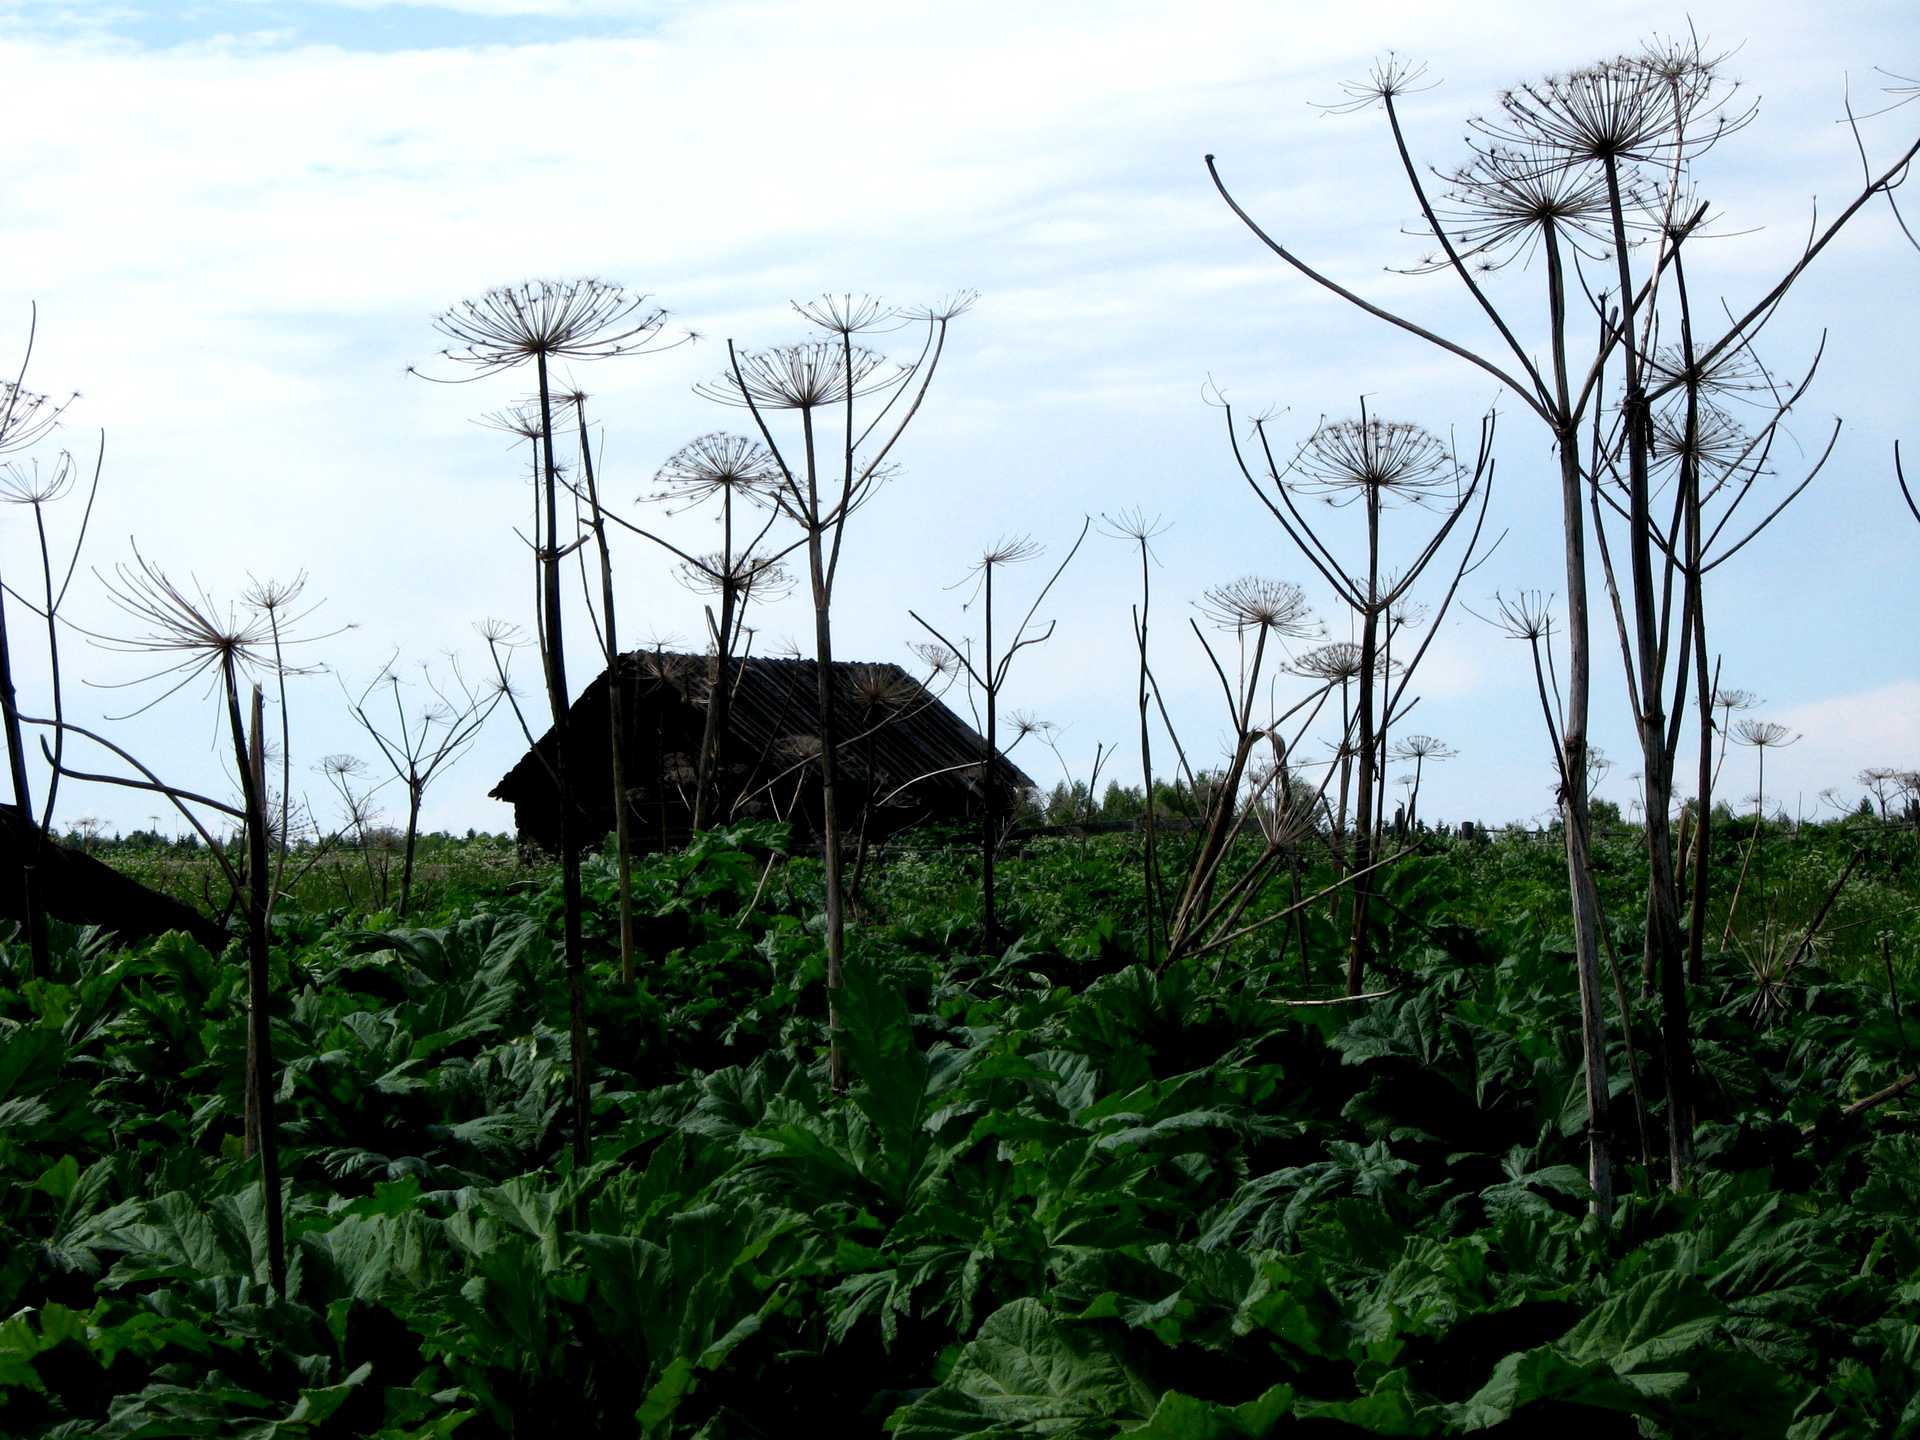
[39,548,336,1299]
[910,518,1089,949]
[696,291,973,1092]
[1223,402,1495,997]
[0,305,91,983]
[345,655,502,919]
[1208,32,1920,1209]
[417,278,681,1163]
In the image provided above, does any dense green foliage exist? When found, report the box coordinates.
[1,824,1916,1436]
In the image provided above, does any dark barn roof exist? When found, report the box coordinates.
[491,652,1036,853]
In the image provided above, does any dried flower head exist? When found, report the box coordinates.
[694,341,897,411]
[1004,709,1051,745]
[1287,641,1373,681]
[476,618,529,649]
[677,552,794,604]
[0,382,75,456]
[1199,576,1319,637]
[1489,589,1557,641]
[792,293,897,336]
[1098,508,1172,545]
[1293,417,1461,508]
[1741,918,1803,1026]
[421,279,671,379]
[0,451,76,506]
[849,665,918,711]
[90,546,328,713]
[1318,52,1438,114]
[241,572,311,617]
[651,432,781,507]
[1473,43,1748,174]
[1651,401,1758,474]
[1712,686,1760,713]
[900,290,980,324]
[910,640,960,677]
[1430,141,1618,272]
[640,650,696,682]
[477,400,548,444]
[976,534,1043,571]
[1392,734,1458,761]
[1732,719,1798,750]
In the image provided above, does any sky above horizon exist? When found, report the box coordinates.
[0,0,1914,842]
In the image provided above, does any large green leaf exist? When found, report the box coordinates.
[887,1299,1154,1438]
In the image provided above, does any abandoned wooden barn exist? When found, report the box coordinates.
[490,651,1037,854]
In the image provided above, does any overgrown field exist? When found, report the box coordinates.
[2,822,1917,1437]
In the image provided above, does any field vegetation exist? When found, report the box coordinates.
[1,817,1917,1436]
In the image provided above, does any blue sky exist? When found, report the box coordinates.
[0,0,1913,839]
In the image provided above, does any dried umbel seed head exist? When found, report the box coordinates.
[424,279,670,377]
[241,572,310,617]
[1647,403,1762,500]
[0,451,76,506]
[1294,417,1461,508]
[792,293,896,336]
[909,640,960,677]
[1431,140,1617,271]
[1392,734,1457,762]
[1388,597,1428,632]
[695,341,897,411]
[1288,642,1396,684]
[677,552,794,604]
[0,382,76,456]
[93,545,334,704]
[640,650,696,682]
[849,665,918,711]
[1288,641,1368,682]
[975,534,1043,571]
[1097,507,1171,546]
[1491,589,1556,641]
[1712,686,1761,713]
[476,617,529,649]
[651,433,782,507]
[1473,43,1749,174]
[1004,710,1052,745]
[477,400,548,443]
[1198,576,1319,638]
[1319,51,1438,114]
[1732,719,1798,750]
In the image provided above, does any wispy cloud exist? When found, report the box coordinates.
[0,0,1908,833]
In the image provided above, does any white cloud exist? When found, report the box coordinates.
[0,0,1908,838]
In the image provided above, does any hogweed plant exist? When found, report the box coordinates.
[1390,733,1455,830]
[1099,508,1176,967]
[910,519,1089,949]
[590,430,800,839]
[345,654,502,920]
[696,291,972,1091]
[1160,575,1323,964]
[1721,718,1801,949]
[1224,403,1495,996]
[417,278,682,1161]
[41,548,335,1298]
[0,306,89,983]
[1208,33,1920,1207]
